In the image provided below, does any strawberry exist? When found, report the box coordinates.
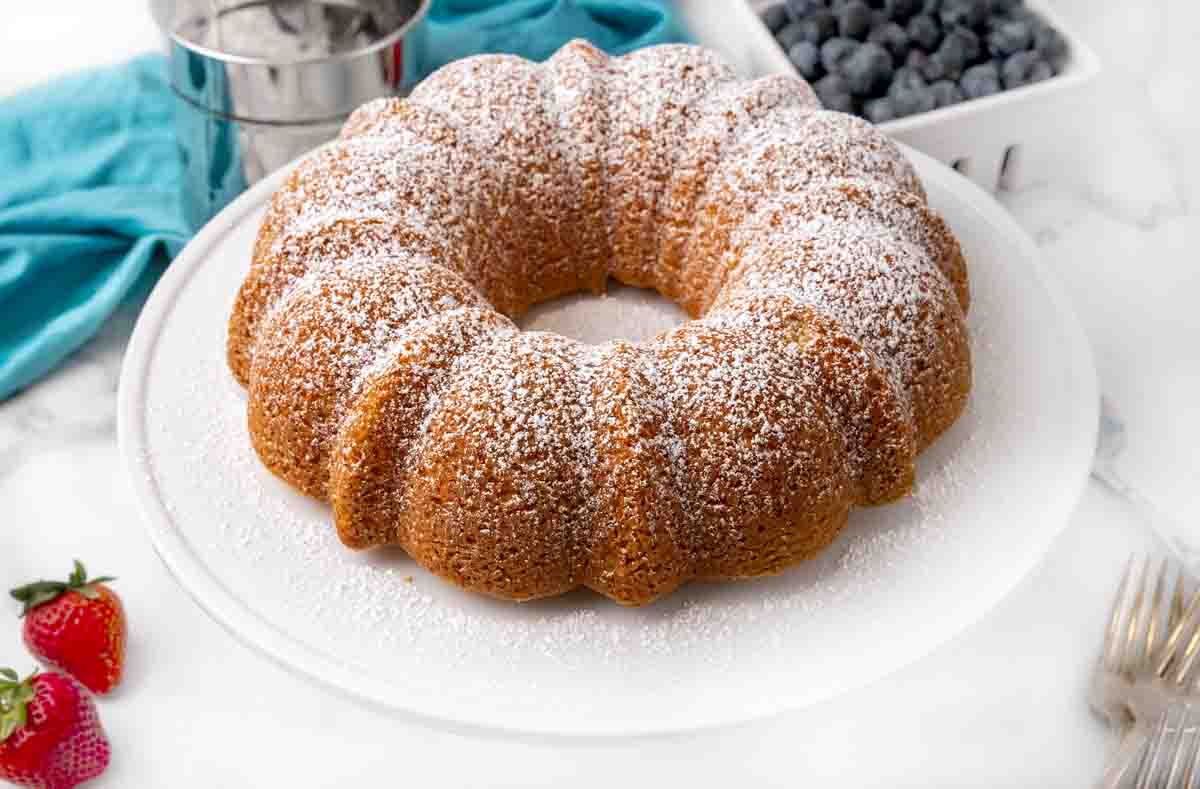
[10,562,126,695]
[0,669,110,789]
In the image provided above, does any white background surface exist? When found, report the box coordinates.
[1,0,1198,785]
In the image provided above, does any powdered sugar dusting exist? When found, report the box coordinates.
[245,255,487,497]
[721,223,957,385]
[144,271,988,678]
[603,45,737,288]
[131,98,1099,727]
[657,73,821,305]
[226,41,970,611]
[407,52,609,310]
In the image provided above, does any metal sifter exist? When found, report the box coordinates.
[150,0,430,229]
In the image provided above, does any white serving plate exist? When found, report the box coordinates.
[118,146,1098,738]
[679,0,1103,193]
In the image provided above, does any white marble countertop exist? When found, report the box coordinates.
[2,1,1197,785]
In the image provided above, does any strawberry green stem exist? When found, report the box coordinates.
[0,669,37,743]
[9,560,117,617]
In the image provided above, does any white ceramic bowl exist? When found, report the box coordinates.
[678,0,1102,193]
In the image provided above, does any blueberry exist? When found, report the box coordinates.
[905,49,930,71]
[784,14,835,46]
[1002,5,1038,23]
[837,0,874,39]
[867,22,911,61]
[986,19,1032,57]
[785,0,823,22]
[883,0,921,22]
[800,11,840,43]
[843,42,895,96]
[863,97,898,122]
[906,14,942,51]
[960,62,1002,98]
[988,0,1023,14]
[814,73,857,112]
[939,0,988,29]
[892,65,927,90]
[777,22,808,50]
[1033,23,1068,63]
[933,27,981,78]
[921,50,950,80]
[954,26,983,60]
[930,79,965,106]
[1001,50,1053,88]
[762,4,791,33]
[820,36,861,73]
[789,40,825,81]
[890,65,930,111]
[888,77,936,117]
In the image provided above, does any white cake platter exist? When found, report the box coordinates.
[118,146,1098,737]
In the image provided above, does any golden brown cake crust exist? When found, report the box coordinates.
[330,308,517,550]
[246,256,488,499]
[583,342,690,604]
[229,103,482,385]
[228,40,973,606]
[402,332,595,601]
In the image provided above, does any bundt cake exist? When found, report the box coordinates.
[227,40,971,606]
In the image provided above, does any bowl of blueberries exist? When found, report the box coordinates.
[680,0,1100,191]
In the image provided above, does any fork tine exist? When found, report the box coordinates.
[1131,734,1154,789]
[1183,717,1200,789]
[1171,571,1186,635]
[1105,556,1137,671]
[1133,721,1160,789]
[1173,613,1200,690]
[1159,588,1200,679]
[1162,707,1190,788]
[1135,705,1186,789]
[1125,557,1151,676]
[1159,588,1200,687]
[1147,558,1170,665]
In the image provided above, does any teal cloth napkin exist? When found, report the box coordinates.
[0,0,689,401]
[418,0,689,75]
[0,55,190,401]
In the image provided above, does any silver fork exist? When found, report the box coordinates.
[1097,559,1200,788]
[1128,703,1200,789]
[1100,702,1200,789]
[1092,556,1192,727]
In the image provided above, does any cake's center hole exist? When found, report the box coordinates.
[517,281,688,345]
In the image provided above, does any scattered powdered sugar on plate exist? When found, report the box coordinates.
[131,150,1094,731]
[143,256,990,682]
